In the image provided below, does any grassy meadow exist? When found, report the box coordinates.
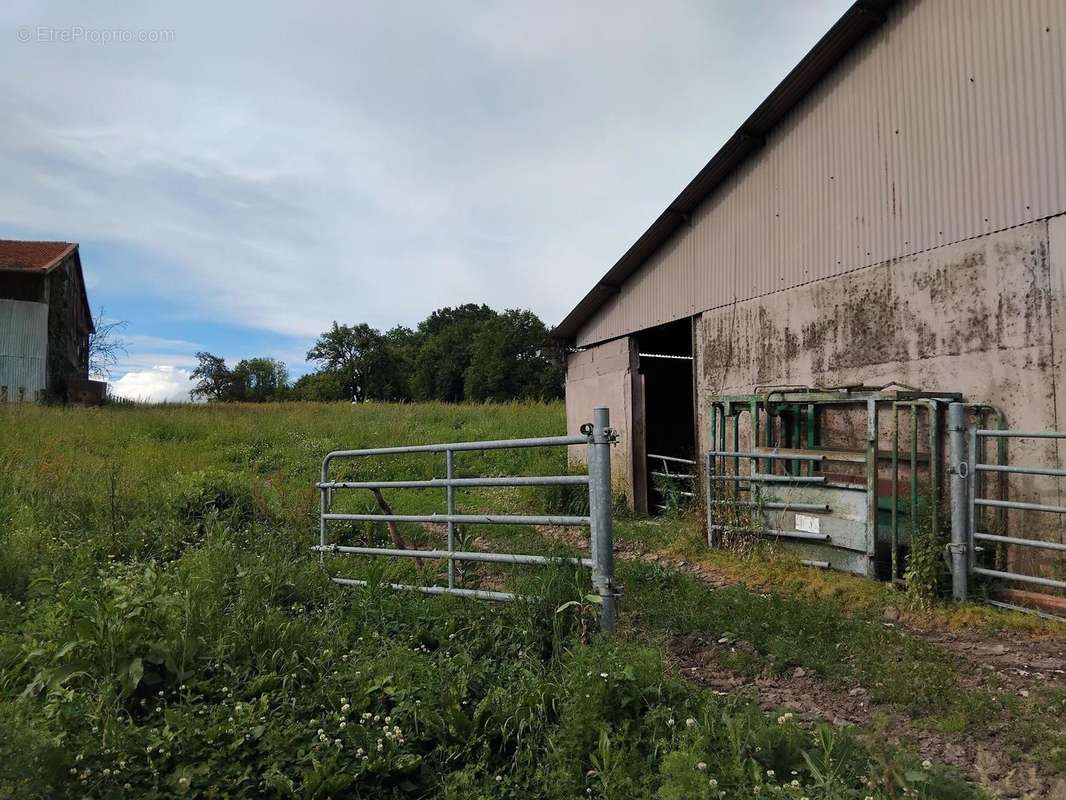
[0,401,1039,798]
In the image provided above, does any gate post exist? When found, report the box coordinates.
[948,402,968,600]
[587,406,617,633]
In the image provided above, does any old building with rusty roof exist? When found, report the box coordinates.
[0,240,96,402]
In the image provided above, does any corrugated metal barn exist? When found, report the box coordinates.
[0,240,95,403]
[555,0,1066,561]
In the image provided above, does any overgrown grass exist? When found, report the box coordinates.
[0,402,986,797]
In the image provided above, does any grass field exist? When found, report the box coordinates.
[0,402,1060,798]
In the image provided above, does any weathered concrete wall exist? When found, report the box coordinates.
[695,218,1066,557]
[565,336,642,506]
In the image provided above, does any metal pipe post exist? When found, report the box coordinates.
[864,398,878,578]
[446,449,456,589]
[947,402,968,600]
[705,451,715,547]
[319,461,329,550]
[891,404,899,580]
[967,424,977,576]
[588,406,617,633]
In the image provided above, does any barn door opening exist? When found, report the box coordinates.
[637,318,696,514]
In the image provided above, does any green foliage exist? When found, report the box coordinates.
[306,321,408,402]
[410,304,498,402]
[191,353,289,403]
[464,310,564,402]
[172,468,257,527]
[0,402,985,798]
[904,511,947,608]
[191,305,563,406]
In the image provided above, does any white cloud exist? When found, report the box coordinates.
[109,365,197,404]
[0,0,851,340]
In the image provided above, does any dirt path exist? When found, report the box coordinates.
[535,526,1066,797]
[538,525,1066,694]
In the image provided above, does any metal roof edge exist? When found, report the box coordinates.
[552,0,898,343]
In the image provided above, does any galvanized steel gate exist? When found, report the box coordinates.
[950,410,1066,608]
[314,407,618,631]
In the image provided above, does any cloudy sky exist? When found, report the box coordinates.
[1,1,849,401]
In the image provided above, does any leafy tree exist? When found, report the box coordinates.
[190,353,289,402]
[464,309,564,401]
[289,370,347,401]
[306,322,408,402]
[190,352,233,401]
[410,304,497,402]
[231,358,288,402]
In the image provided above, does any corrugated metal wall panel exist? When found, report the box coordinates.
[0,299,48,401]
[576,0,1066,346]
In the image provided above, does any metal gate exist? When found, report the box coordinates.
[955,417,1066,607]
[648,453,696,512]
[705,387,961,578]
[313,406,618,631]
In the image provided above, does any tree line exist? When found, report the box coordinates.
[190,304,565,403]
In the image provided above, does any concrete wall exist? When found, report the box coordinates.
[693,218,1066,556]
[565,336,644,507]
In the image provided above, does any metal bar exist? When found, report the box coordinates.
[707,525,831,542]
[323,512,591,526]
[910,404,918,542]
[891,403,900,582]
[976,430,1066,439]
[313,545,594,567]
[865,397,878,578]
[705,449,825,462]
[331,578,516,602]
[985,599,1066,623]
[801,560,830,568]
[791,406,802,475]
[446,449,456,589]
[710,500,830,512]
[975,463,1066,477]
[588,406,617,633]
[647,453,697,465]
[929,400,940,541]
[319,485,328,550]
[751,399,760,476]
[973,532,1066,552]
[638,352,693,360]
[705,451,716,547]
[967,424,977,576]
[318,475,590,490]
[708,474,826,484]
[650,471,696,480]
[994,413,1008,556]
[325,434,588,460]
[973,567,1066,591]
[948,402,967,600]
[731,405,740,495]
[974,498,1066,514]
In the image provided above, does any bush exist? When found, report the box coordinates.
[172,469,257,527]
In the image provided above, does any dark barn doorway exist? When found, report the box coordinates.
[636,318,696,514]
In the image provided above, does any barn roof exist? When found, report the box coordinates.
[552,0,898,343]
[0,240,78,273]
[0,240,93,333]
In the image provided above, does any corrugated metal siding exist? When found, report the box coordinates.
[577,0,1066,346]
[0,299,48,401]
